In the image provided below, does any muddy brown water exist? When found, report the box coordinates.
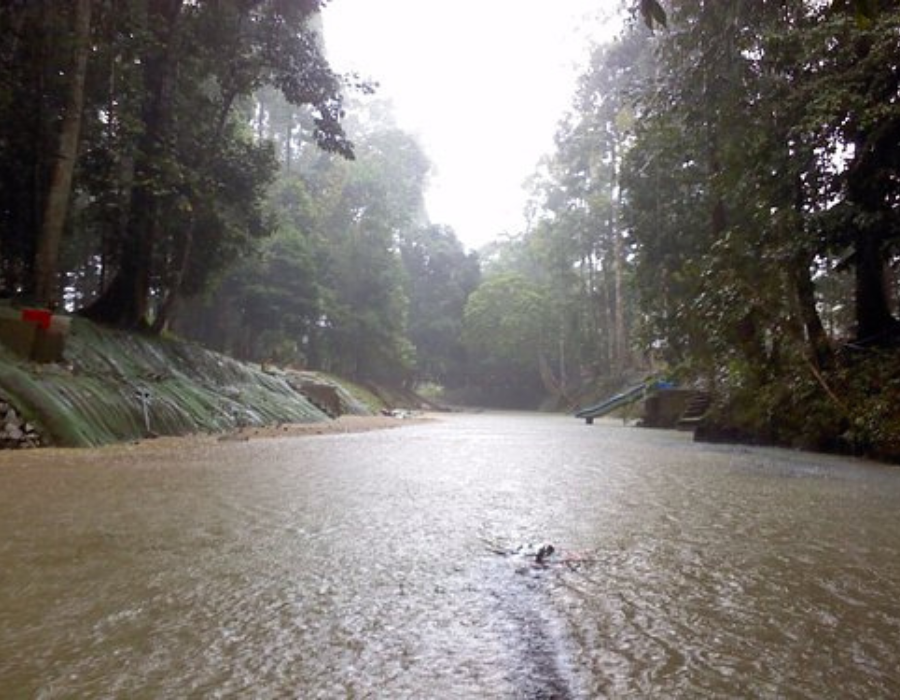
[1,413,898,698]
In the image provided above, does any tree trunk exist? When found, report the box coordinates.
[285,119,294,172]
[256,96,266,140]
[847,114,900,345]
[81,0,184,328]
[788,174,833,368]
[151,219,194,334]
[609,131,628,372]
[790,253,833,369]
[854,231,899,344]
[34,0,91,306]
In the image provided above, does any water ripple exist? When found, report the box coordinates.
[1,414,899,698]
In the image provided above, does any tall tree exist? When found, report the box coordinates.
[0,2,81,294]
[618,0,900,451]
[483,30,652,400]
[33,0,92,306]
[313,124,429,382]
[76,0,352,329]
[797,8,900,344]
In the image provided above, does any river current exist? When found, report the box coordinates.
[1,412,898,698]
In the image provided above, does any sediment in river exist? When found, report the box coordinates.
[0,317,384,448]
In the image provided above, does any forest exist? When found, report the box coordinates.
[0,1,898,458]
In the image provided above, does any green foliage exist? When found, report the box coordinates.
[0,0,354,329]
[463,273,549,367]
[616,0,900,458]
[635,0,886,30]
[473,29,651,404]
[462,273,553,406]
[400,225,481,387]
[833,351,900,458]
[461,0,900,449]
[174,99,481,390]
[309,122,428,383]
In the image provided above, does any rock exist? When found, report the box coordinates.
[0,394,44,449]
[296,382,344,418]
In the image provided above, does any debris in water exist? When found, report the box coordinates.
[481,538,596,571]
[534,543,555,566]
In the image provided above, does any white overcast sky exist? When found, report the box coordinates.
[323,1,624,250]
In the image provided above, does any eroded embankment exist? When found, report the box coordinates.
[0,318,377,448]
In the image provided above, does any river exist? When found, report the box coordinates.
[1,412,898,698]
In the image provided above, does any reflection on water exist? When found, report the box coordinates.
[1,414,899,698]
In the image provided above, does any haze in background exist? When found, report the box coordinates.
[324,0,622,250]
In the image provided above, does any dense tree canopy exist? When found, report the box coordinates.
[400,224,481,388]
[462,272,552,406]
[635,0,888,29]
[489,0,899,454]
[0,1,351,328]
[0,2,481,393]
[174,97,479,388]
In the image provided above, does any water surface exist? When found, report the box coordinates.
[1,413,898,697]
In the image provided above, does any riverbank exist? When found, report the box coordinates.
[214,412,434,442]
[0,413,435,467]
[0,315,423,449]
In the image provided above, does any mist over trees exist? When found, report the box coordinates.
[177,94,481,387]
[0,1,479,391]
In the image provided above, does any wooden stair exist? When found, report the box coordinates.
[676,392,712,431]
